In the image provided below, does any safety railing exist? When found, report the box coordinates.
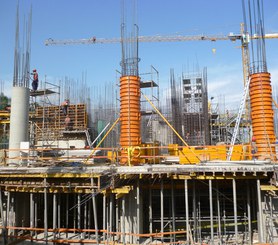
[1,143,277,166]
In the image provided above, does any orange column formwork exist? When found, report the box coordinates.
[249,72,276,160]
[120,76,141,165]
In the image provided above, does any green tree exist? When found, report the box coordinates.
[0,92,10,110]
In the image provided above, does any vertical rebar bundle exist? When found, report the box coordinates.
[13,5,32,88]
[119,0,141,164]
[242,0,276,159]
[170,69,183,145]
[242,0,267,73]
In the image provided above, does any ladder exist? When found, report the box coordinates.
[227,77,251,160]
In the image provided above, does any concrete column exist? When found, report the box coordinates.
[122,185,142,244]
[9,87,30,165]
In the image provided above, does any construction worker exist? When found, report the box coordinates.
[31,69,39,91]
[251,136,257,160]
[65,115,71,130]
[62,99,70,115]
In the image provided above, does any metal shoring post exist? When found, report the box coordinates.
[58,194,61,238]
[171,179,176,243]
[109,195,114,242]
[7,191,10,237]
[247,180,252,245]
[209,179,214,244]
[198,197,202,243]
[103,194,106,242]
[160,179,164,243]
[257,179,264,243]
[184,179,189,244]
[223,209,226,244]
[78,193,81,239]
[136,179,140,244]
[35,194,37,239]
[30,193,34,241]
[233,179,238,243]
[84,198,87,239]
[91,178,99,245]
[270,194,273,243]
[44,178,48,243]
[193,180,197,242]
[216,181,222,245]
[128,192,132,243]
[149,182,153,242]
[10,193,14,235]
[88,199,91,240]
[53,193,57,240]
[122,196,126,245]
[0,188,7,244]
[116,198,119,242]
[66,194,69,239]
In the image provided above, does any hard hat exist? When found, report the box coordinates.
[33,69,36,72]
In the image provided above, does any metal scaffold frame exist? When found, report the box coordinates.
[30,80,61,150]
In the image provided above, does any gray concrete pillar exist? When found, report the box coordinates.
[9,87,30,165]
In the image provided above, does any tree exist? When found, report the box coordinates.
[0,93,10,110]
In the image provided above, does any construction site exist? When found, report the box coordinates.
[1,0,278,244]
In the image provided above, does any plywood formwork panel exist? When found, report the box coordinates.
[34,104,87,141]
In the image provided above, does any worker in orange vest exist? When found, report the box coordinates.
[31,69,39,91]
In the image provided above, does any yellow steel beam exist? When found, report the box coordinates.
[103,185,134,199]
[111,185,133,194]
[0,173,101,178]
[0,120,10,124]
[260,185,278,191]
[4,186,96,193]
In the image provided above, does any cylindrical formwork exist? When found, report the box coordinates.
[120,76,141,165]
[9,86,30,164]
[249,72,276,160]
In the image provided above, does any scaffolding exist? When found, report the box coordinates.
[29,81,61,148]
[181,68,210,146]
[140,66,160,144]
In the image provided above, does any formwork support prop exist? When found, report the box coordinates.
[209,179,214,244]
[233,179,238,243]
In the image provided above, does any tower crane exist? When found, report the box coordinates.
[44,32,278,46]
[45,26,278,146]
[44,26,278,89]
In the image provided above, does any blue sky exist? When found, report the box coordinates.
[0,0,278,109]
